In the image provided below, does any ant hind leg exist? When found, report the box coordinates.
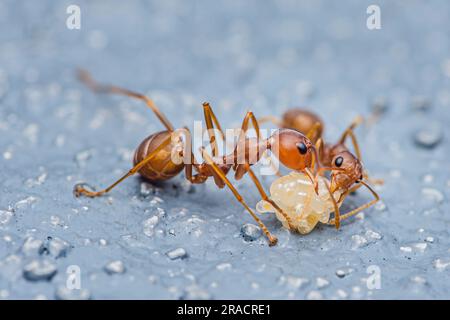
[74,134,172,197]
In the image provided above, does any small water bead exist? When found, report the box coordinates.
[351,235,368,250]
[425,237,434,243]
[306,290,323,300]
[15,196,38,209]
[240,223,262,242]
[142,216,159,237]
[216,263,232,271]
[279,275,309,289]
[316,277,330,289]
[21,237,44,256]
[166,248,187,260]
[181,285,211,300]
[421,188,444,203]
[414,125,443,149]
[434,259,450,271]
[335,268,353,278]
[75,149,93,167]
[55,287,91,300]
[104,260,126,275]
[0,209,14,225]
[23,259,57,281]
[43,237,71,258]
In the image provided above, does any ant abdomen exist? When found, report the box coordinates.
[133,130,184,181]
[282,109,324,143]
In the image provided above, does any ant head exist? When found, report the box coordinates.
[270,129,314,171]
[330,151,363,191]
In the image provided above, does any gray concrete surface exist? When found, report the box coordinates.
[0,0,449,299]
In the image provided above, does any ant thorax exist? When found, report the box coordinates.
[256,172,343,234]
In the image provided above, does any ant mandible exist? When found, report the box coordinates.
[73,71,330,246]
[259,108,381,229]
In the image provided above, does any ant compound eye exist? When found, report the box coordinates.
[296,142,308,155]
[334,156,344,167]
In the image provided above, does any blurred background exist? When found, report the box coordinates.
[0,0,449,299]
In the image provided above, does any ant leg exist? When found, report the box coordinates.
[328,181,379,225]
[310,137,324,175]
[258,115,283,127]
[178,127,211,185]
[236,111,296,227]
[323,179,341,229]
[338,117,363,160]
[202,102,226,157]
[201,148,278,246]
[203,105,288,226]
[77,69,174,131]
[339,118,384,186]
[306,121,323,143]
[74,134,172,197]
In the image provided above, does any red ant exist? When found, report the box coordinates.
[73,71,336,246]
[259,108,381,229]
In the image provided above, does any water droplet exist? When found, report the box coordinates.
[422,174,434,184]
[0,209,14,225]
[142,216,159,237]
[367,229,382,240]
[21,237,44,256]
[316,277,330,289]
[240,223,262,242]
[279,275,309,289]
[23,259,57,281]
[335,289,348,299]
[434,258,450,271]
[335,268,353,278]
[75,149,93,167]
[306,290,323,300]
[414,125,443,149]
[15,196,38,209]
[42,237,71,258]
[25,172,47,188]
[23,123,39,144]
[181,285,211,300]
[400,246,412,253]
[55,286,91,300]
[411,276,427,285]
[104,260,126,275]
[351,235,368,250]
[425,237,434,243]
[0,289,9,299]
[421,188,444,203]
[140,182,159,197]
[413,243,427,253]
[216,263,232,271]
[166,248,187,260]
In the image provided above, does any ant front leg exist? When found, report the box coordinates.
[202,104,293,232]
[339,117,383,186]
[327,181,379,225]
[74,134,172,197]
